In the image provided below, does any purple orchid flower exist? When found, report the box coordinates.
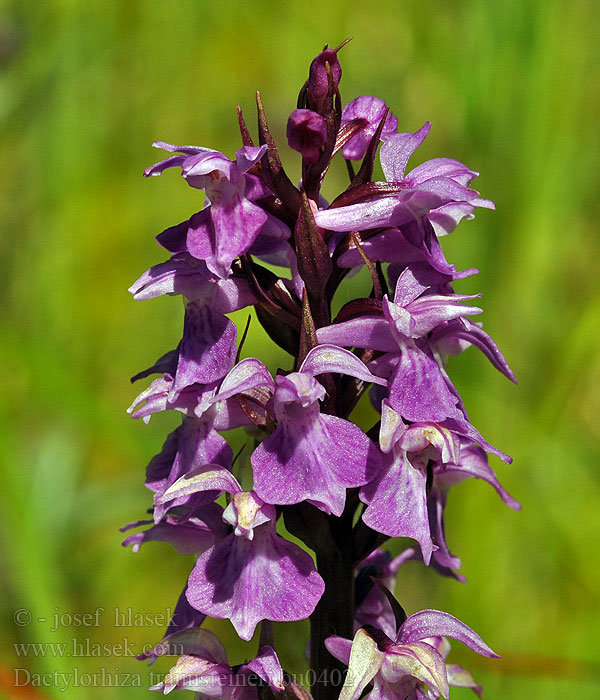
[127,46,518,698]
[250,345,386,516]
[317,264,484,423]
[145,143,269,278]
[121,502,229,555]
[336,225,476,280]
[318,264,515,456]
[156,466,325,641]
[129,253,256,307]
[325,608,496,700]
[127,361,265,521]
[127,372,217,424]
[144,417,233,522]
[429,317,517,383]
[167,301,238,398]
[147,627,231,695]
[340,96,398,161]
[153,193,291,263]
[359,401,459,564]
[314,121,493,235]
[147,624,285,698]
[128,377,229,522]
[130,249,261,402]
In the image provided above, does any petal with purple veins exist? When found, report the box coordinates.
[157,465,243,506]
[380,123,431,182]
[407,158,478,187]
[187,526,324,641]
[252,413,381,516]
[382,642,449,699]
[324,636,353,669]
[406,294,483,338]
[361,451,433,564]
[315,197,403,233]
[409,177,480,206]
[316,317,397,353]
[397,610,499,658]
[212,358,274,404]
[144,154,189,177]
[341,96,398,161]
[245,646,285,691]
[427,491,461,571]
[186,209,214,262]
[300,344,387,386]
[430,319,516,383]
[121,511,227,556]
[156,218,190,253]
[129,255,211,301]
[234,145,268,174]
[170,304,237,399]
[429,202,477,237]
[152,141,216,156]
[207,195,268,278]
[436,441,520,510]
[442,416,512,464]
[149,419,233,521]
[388,342,460,422]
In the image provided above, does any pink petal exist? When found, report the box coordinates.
[361,451,433,564]
[187,527,324,641]
[149,419,233,521]
[212,358,274,404]
[245,646,285,691]
[397,610,499,658]
[170,304,237,399]
[207,196,268,278]
[316,318,398,353]
[156,464,243,506]
[300,344,387,386]
[388,343,461,422]
[379,123,431,181]
[252,414,381,516]
[408,158,478,187]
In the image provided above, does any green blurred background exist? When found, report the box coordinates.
[1,0,599,698]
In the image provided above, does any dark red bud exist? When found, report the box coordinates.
[307,49,342,108]
[287,109,327,164]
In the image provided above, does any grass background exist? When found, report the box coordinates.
[1,1,599,698]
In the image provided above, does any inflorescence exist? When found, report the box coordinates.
[123,41,519,700]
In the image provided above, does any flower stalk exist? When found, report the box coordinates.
[123,40,518,700]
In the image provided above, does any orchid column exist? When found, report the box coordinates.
[124,41,519,700]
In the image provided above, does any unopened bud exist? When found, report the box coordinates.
[287,109,327,163]
[307,49,342,111]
